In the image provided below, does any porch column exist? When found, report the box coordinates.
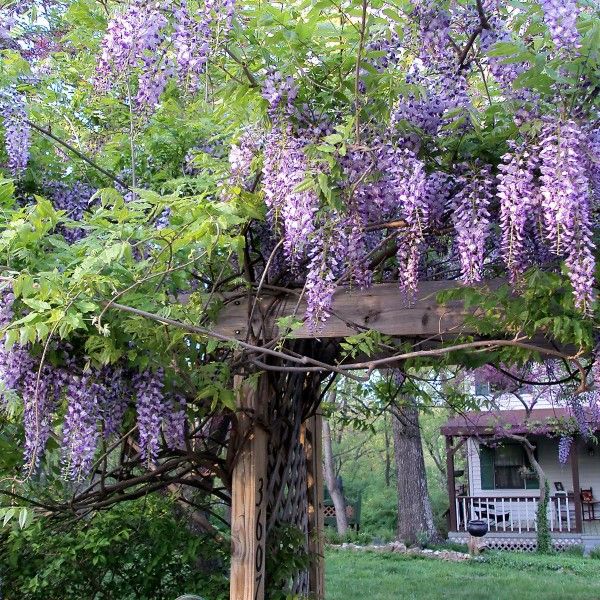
[570,436,583,533]
[230,375,269,600]
[446,436,457,531]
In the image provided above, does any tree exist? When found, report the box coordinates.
[0,0,599,595]
[322,414,349,535]
[391,401,438,544]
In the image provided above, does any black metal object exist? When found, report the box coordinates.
[467,519,488,537]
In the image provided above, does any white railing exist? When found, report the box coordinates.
[455,495,577,533]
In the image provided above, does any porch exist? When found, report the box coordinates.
[454,494,580,534]
[441,408,600,550]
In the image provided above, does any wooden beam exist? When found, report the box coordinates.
[230,375,269,600]
[570,437,583,534]
[303,413,325,599]
[446,436,457,532]
[214,280,487,340]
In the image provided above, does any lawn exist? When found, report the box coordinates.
[325,549,600,600]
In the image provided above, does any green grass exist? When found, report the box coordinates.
[325,549,600,600]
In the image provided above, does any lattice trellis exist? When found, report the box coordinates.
[264,355,324,596]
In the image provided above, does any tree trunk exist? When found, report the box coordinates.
[322,418,348,535]
[391,402,439,545]
[384,413,391,488]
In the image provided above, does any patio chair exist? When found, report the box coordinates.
[472,503,511,528]
[580,488,600,520]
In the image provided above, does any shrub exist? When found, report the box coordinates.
[589,547,600,559]
[0,497,229,600]
[561,544,585,557]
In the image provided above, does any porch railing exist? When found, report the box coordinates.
[454,495,578,533]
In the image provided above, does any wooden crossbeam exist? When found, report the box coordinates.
[214,280,492,340]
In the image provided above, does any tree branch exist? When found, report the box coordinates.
[27,120,128,189]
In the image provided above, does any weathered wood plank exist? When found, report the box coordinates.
[230,375,269,600]
[213,280,498,340]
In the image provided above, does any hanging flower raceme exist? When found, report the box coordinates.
[163,393,187,451]
[497,141,541,282]
[539,0,580,51]
[45,181,96,243]
[305,219,347,332]
[341,148,376,289]
[229,129,261,189]
[0,290,54,472]
[98,367,129,439]
[588,127,600,209]
[539,117,596,312]
[62,373,100,480]
[480,15,526,92]
[558,435,573,464]
[133,369,167,463]
[96,1,168,90]
[388,148,428,303]
[0,88,30,174]
[262,126,319,270]
[96,0,237,109]
[413,0,451,67]
[452,164,494,284]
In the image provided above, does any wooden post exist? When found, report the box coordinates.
[230,375,269,600]
[570,436,583,533]
[303,413,325,599]
[446,436,457,532]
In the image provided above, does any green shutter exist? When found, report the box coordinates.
[525,475,539,489]
[480,445,495,490]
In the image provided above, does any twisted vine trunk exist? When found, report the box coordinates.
[391,402,439,545]
[508,434,551,553]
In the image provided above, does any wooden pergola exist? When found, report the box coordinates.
[219,280,568,600]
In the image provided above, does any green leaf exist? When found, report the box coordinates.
[2,507,15,527]
[22,299,52,311]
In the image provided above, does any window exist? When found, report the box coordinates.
[494,445,527,489]
[474,381,490,396]
[480,443,539,490]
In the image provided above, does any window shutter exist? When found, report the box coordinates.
[480,445,495,490]
[525,474,539,489]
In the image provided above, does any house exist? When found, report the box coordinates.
[441,406,600,552]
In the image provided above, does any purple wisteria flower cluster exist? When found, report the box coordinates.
[96,0,169,108]
[1,285,187,476]
[558,435,573,464]
[497,142,541,283]
[229,129,261,187]
[392,149,428,303]
[163,394,187,451]
[97,0,237,110]
[262,125,318,270]
[133,369,167,463]
[62,373,99,480]
[305,219,347,332]
[539,0,581,51]
[44,181,96,243]
[539,118,595,312]
[0,88,30,174]
[452,164,494,284]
